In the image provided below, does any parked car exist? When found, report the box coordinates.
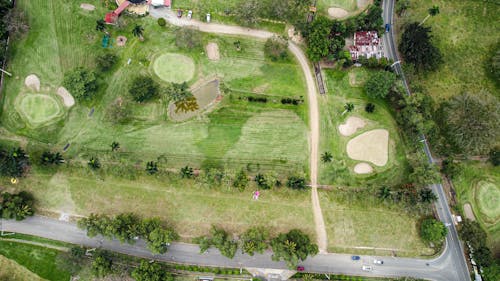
[362,265,373,271]
[296,266,305,272]
[385,23,390,32]
[177,9,183,18]
[206,13,211,23]
[373,259,384,265]
[351,256,360,261]
[187,10,193,19]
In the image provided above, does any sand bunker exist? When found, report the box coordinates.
[463,203,476,221]
[206,43,220,61]
[339,116,366,136]
[117,36,127,47]
[354,162,373,174]
[347,129,389,166]
[357,0,372,9]
[57,87,75,107]
[80,3,95,11]
[328,8,349,18]
[25,74,40,91]
[169,79,220,122]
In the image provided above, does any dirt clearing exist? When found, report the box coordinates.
[463,203,476,221]
[206,42,220,61]
[354,162,373,174]
[328,8,349,18]
[338,116,366,136]
[57,87,75,107]
[24,74,40,91]
[347,129,389,166]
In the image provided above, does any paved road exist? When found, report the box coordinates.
[382,1,471,281]
[149,7,329,254]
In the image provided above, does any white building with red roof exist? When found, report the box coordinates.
[348,31,384,61]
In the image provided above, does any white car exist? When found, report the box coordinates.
[187,10,193,19]
[373,259,384,265]
[362,265,373,271]
[206,13,211,23]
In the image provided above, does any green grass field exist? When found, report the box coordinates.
[396,0,499,101]
[453,162,500,254]
[318,68,409,187]
[0,255,47,281]
[152,53,195,83]
[16,94,63,126]
[318,0,358,12]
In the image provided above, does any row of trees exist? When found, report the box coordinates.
[78,213,178,254]
[195,226,318,268]
[0,191,35,220]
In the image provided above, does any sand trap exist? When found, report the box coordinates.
[206,43,220,61]
[339,116,366,136]
[463,203,476,221]
[328,7,349,18]
[80,3,95,11]
[117,36,127,47]
[357,0,372,9]
[57,87,75,107]
[25,74,40,91]
[354,162,373,174]
[347,129,389,166]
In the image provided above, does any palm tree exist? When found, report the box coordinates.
[146,161,158,175]
[321,152,333,163]
[96,19,105,32]
[365,103,375,113]
[234,40,241,51]
[342,103,354,115]
[111,142,120,152]
[378,186,391,200]
[420,6,439,25]
[132,24,144,41]
[88,157,101,170]
[175,96,199,113]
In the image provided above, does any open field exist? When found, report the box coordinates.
[0,240,71,281]
[318,68,409,186]
[396,0,499,101]
[0,255,47,281]
[453,161,500,254]
[319,190,433,257]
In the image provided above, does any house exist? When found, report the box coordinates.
[348,31,384,61]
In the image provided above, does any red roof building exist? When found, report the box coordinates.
[348,31,383,61]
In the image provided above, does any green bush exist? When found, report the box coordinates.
[62,67,98,101]
[157,18,166,27]
[129,75,160,102]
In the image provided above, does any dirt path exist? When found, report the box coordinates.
[151,8,328,253]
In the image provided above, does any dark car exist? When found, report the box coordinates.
[296,266,305,272]
[351,256,361,261]
[385,23,390,32]
[177,9,183,18]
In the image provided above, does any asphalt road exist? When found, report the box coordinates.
[382,1,471,280]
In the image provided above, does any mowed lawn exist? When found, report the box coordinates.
[0,255,46,281]
[453,162,500,255]
[396,0,499,101]
[319,190,433,257]
[318,68,408,187]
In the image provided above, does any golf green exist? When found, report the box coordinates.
[476,181,500,221]
[17,94,62,126]
[152,53,195,83]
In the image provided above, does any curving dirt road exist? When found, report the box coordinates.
[149,8,328,252]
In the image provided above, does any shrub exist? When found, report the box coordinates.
[157,18,166,27]
[129,75,159,102]
[175,28,202,49]
[286,176,306,190]
[62,67,98,101]
[420,218,447,243]
[0,146,30,177]
[364,71,396,99]
[365,103,375,113]
[95,53,118,71]
[264,36,288,61]
[0,191,35,220]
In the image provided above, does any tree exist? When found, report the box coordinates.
[241,226,269,256]
[132,24,144,40]
[342,103,354,115]
[95,19,105,32]
[88,157,101,170]
[306,17,345,62]
[396,0,410,16]
[157,18,167,27]
[4,8,29,38]
[441,158,461,179]
[254,173,270,190]
[209,226,238,258]
[418,188,437,203]
[0,146,30,177]
[489,47,500,86]
[420,218,447,243]
[91,251,112,278]
[41,151,64,165]
[286,176,306,190]
[271,229,318,268]
[111,142,120,152]
[365,103,375,113]
[378,186,391,200]
[180,165,194,178]
[233,169,248,191]
[489,148,499,166]
[146,227,178,254]
[441,92,499,155]
[62,67,98,101]
[175,28,202,49]
[129,75,159,102]
[365,71,396,99]
[0,191,35,220]
[264,36,288,61]
[321,152,333,163]
[420,6,440,26]
[146,161,159,175]
[234,0,261,26]
[399,23,442,71]
[408,153,440,187]
[459,219,488,250]
[70,246,85,258]
[95,53,118,72]
[234,40,241,51]
[132,260,173,281]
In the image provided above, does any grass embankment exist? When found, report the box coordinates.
[396,0,499,101]
[0,255,47,281]
[453,161,500,254]
[319,68,409,187]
